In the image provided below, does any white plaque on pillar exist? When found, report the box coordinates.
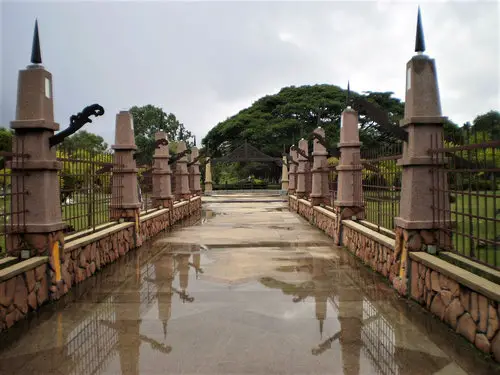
[406,67,411,91]
[45,77,51,99]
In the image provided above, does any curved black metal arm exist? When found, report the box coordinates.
[168,148,192,165]
[187,154,202,167]
[155,138,169,148]
[49,104,105,148]
[291,145,313,162]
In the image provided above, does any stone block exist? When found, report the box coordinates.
[25,269,36,293]
[492,331,500,362]
[444,298,465,329]
[13,276,28,314]
[27,291,37,310]
[35,265,46,281]
[475,333,491,354]
[457,313,477,343]
[431,271,440,292]
[487,305,499,340]
[425,270,431,290]
[460,289,470,311]
[470,292,479,322]
[407,233,422,251]
[478,295,489,333]
[440,290,453,307]
[36,276,48,305]
[420,230,435,245]
[430,294,446,320]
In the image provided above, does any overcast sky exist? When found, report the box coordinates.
[1,0,498,146]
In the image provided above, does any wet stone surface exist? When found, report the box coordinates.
[0,196,499,375]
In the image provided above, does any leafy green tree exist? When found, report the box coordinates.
[472,110,500,139]
[129,105,193,165]
[0,128,13,152]
[61,130,108,153]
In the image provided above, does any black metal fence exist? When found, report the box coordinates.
[361,143,402,231]
[57,146,118,235]
[0,138,29,256]
[138,165,155,213]
[430,131,500,269]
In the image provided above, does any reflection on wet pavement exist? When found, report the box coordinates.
[0,200,499,375]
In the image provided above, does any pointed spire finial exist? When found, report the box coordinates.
[193,135,197,147]
[31,19,42,64]
[415,6,426,53]
[346,81,351,107]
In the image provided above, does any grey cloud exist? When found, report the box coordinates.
[1,1,498,145]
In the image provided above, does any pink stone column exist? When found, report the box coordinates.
[174,141,191,200]
[295,139,309,199]
[392,12,451,297]
[280,156,289,192]
[151,131,173,208]
[109,111,141,221]
[288,146,297,195]
[7,45,66,259]
[204,159,213,193]
[394,54,449,231]
[189,147,202,195]
[335,107,364,219]
[310,127,329,206]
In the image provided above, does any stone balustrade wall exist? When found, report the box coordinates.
[0,258,49,331]
[0,198,202,332]
[409,256,500,360]
[289,194,500,363]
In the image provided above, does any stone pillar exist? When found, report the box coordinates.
[109,111,141,221]
[174,141,191,200]
[288,147,297,195]
[335,107,364,220]
[392,27,450,296]
[295,139,309,199]
[151,131,173,209]
[204,159,213,194]
[189,147,202,195]
[310,127,329,206]
[280,156,289,192]
[7,44,66,260]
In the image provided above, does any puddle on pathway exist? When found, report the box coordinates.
[0,200,498,375]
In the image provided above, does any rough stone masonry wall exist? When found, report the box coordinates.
[0,198,202,333]
[410,259,500,361]
[314,208,340,242]
[342,224,400,283]
[289,196,500,363]
[289,196,299,212]
[0,260,49,331]
[297,200,314,222]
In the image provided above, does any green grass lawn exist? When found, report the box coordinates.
[0,193,112,256]
[364,190,500,268]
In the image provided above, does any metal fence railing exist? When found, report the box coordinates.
[327,165,337,207]
[57,146,120,235]
[138,165,155,213]
[0,137,29,256]
[361,143,402,231]
[430,131,500,269]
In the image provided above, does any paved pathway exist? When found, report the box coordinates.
[0,195,498,374]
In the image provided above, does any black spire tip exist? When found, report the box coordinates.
[31,19,42,64]
[415,6,426,53]
[346,81,350,106]
[193,135,197,147]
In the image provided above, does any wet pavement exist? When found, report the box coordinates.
[0,195,499,375]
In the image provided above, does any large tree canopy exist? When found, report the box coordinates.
[129,105,193,165]
[201,84,469,159]
[61,130,108,153]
